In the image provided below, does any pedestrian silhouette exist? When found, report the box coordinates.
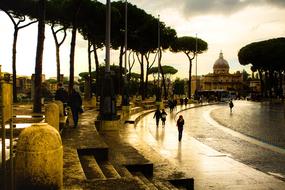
[55,83,68,115]
[153,108,162,127]
[68,85,82,128]
[173,99,177,110]
[161,109,167,127]
[176,115,185,141]
[184,97,188,106]
[180,98,184,106]
[229,100,234,113]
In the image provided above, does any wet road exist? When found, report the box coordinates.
[134,101,285,182]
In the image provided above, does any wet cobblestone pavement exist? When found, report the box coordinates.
[131,102,285,189]
[25,100,285,189]
[211,101,285,148]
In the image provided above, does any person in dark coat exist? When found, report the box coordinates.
[55,83,68,115]
[229,100,234,113]
[161,109,167,126]
[180,98,184,106]
[176,115,185,141]
[153,108,162,127]
[184,97,188,106]
[68,85,82,127]
[173,99,177,110]
[55,83,68,103]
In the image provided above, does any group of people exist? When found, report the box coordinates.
[168,99,177,112]
[55,83,82,128]
[153,108,168,127]
[153,107,185,141]
[179,97,189,106]
[168,97,189,112]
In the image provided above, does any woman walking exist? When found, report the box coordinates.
[229,100,234,113]
[161,109,167,127]
[68,85,82,128]
[153,108,162,127]
[176,115,185,141]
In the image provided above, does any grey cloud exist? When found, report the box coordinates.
[267,0,285,6]
[183,0,257,16]
[128,0,285,18]
[182,0,285,17]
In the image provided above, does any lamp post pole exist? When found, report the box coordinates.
[122,0,129,106]
[105,0,111,72]
[99,0,118,120]
[156,14,161,102]
[195,33,198,93]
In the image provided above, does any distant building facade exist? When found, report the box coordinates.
[16,76,32,94]
[201,52,243,93]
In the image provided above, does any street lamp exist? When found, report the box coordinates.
[122,0,129,106]
[99,0,118,120]
[195,33,198,94]
[156,14,161,102]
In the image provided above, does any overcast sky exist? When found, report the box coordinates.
[0,0,285,79]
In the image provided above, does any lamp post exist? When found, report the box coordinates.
[99,0,118,120]
[195,33,198,94]
[156,14,161,102]
[122,0,129,106]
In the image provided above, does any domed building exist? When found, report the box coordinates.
[213,52,229,74]
[201,51,243,92]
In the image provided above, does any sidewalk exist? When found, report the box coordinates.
[133,103,285,189]
[61,103,285,189]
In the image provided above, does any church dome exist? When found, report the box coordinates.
[213,51,229,74]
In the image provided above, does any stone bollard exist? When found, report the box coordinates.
[91,96,96,107]
[15,123,63,190]
[45,102,60,131]
[54,100,64,118]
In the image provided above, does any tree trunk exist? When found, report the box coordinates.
[139,53,145,100]
[68,25,77,94]
[118,45,124,95]
[3,11,36,103]
[87,40,92,99]
[55,44,61,82]
[68,0,81,94]
[51,25,67,83]
[258,69,264,97]
[159,50,167,99]
[144,56,149,98]
[33,0,46,113]
[12,28,18,103]
[93,44,100,97]
[186,53,193,98]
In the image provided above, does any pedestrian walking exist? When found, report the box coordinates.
[180,98,184,106]
[168,99,174,112]
[184,97,188,106]
[173,99,177,110]
[229,100,234,113]
[161,109,167,127]
[55,83,68,115]
[176,115,184,141]
[153,108,162,127]
[68,85,82,128]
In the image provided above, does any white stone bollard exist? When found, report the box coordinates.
[45,102,60,131]
[15,123,63,190]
